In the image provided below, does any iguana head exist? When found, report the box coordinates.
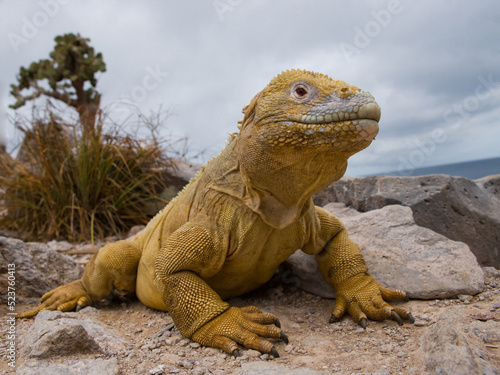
[236,69,381,228]
[239,69,380,154]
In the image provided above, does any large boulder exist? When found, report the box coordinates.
[283,204,484,299]
[0,236,83,301]
[313,174,500,268]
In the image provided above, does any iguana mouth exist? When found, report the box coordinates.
[285,118,379,141]
[298,102,381,124]
[259,118,379,149]
[278,92,381,143]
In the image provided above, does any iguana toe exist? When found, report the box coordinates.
[17,306,44,319]
[18,280,91,319]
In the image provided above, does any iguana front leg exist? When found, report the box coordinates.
[311,207,414,328]
[153,223,287,357]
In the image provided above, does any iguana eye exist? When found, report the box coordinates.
[295,86,307,97]
[291,83,315,102]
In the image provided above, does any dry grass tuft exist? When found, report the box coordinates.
[0,110,178,242]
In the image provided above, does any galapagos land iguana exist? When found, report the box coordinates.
[20,69,413,357]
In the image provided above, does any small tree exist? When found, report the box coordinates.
[9,33,106,136]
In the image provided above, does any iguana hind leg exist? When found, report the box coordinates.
[18,240,142,318]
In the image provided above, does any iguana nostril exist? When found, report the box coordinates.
[338,86,353,98]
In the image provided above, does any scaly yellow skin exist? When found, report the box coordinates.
[19,70,413,357]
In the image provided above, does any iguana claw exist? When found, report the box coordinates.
[391,311,404,326]
[359,318,367,329]
[270,347,280,358]
[329,314,340,324]
[408,313,415,324]
[281,332,289,344]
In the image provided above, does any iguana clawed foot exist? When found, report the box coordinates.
[17,280,92,319]
[192,306,287,357]
[329,273,414,328]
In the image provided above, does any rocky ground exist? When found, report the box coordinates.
[1,245,499,374]
[0,270,500,375]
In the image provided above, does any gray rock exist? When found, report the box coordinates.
[234,361,331,375]
[483,266,500,279]
[282,250,335,298]
[17,358,119,375]
[416,307,498,375]
[20,310,129,359]
[284,204,484,299]
[0,236,83,299]
[149,364,166,374]
[476,174,500,202]
[21,322,100,358]
[313,174,500,267]
[466,320,500,344]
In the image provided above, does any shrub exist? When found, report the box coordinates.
[0,111,176,242]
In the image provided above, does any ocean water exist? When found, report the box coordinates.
[378,157,500,180]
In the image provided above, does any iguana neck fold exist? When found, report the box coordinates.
[203,134,349,229]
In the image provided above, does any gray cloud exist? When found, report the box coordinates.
[1,0,499,176]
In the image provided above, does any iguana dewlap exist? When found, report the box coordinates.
[20,69,413,357]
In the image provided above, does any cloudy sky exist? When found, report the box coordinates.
[1,0,499,176]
